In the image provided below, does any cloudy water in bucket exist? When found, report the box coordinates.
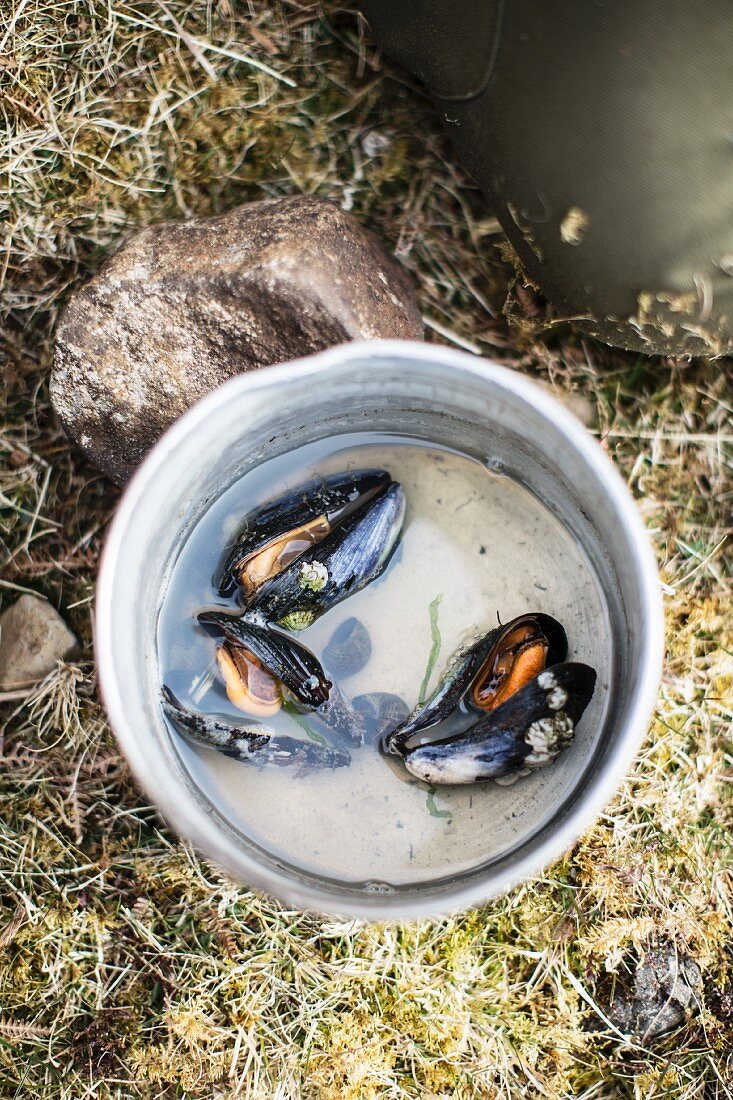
[157,434,611,887]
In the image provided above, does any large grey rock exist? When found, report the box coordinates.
[607,947,702,1040]
[51,196,423,484]
[0,595,78,690]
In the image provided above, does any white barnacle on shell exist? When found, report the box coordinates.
[524,712,575,767]
[537,668,567,710]
[298,560,329,592]
[548,685,568,710]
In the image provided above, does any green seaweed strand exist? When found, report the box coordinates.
[426,785,452,823]
[418,593,443,704]
[282,700,328,746]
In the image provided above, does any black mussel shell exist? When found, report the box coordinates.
[353,692,410,743]
[196,610,332,708]
[250,481,405,630]
[404,662,596,785]
[323,617,372,677]
[253,737,351,770]
[215,469,391,596]
[384,612,568,755]
[161,685,272,753]
[161,686,349,769]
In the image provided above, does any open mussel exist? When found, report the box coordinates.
[197,610,366,746]
[161,686,350,770]
[248,480,405,631]
[215,469,392,598]
[469,614,567,712]
[197,610,332,708]
[403,662,596,784]
[384,612,595,785]
[385,613,568,754]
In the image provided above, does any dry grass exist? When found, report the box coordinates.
[1,2,732,1097]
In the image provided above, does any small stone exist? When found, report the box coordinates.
[51,195,424,485]
[0,595,78,690]
[323,617,372,677]
[607,946,702,1040]
[352,693,409,742]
